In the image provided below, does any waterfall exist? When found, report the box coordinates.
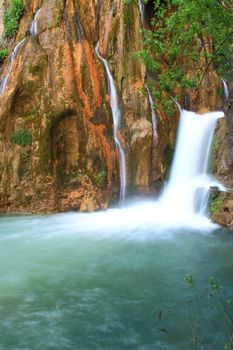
[30,9,41,37]
[0,9,41,96]
[221,79,229,101]
[138,0,145,26]
[145,85,157,140]
[95,44,127,205]
[159,109,225,217]
[0,38,26,96]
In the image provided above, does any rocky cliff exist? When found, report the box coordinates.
[0,0,231,226]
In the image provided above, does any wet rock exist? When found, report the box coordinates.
[130,118,152,191]
[0,0,226,216]
[80,196,99,212]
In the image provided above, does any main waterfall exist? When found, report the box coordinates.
[95,44,127,205]
[158,109,224,219]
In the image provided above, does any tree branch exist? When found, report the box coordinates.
[197,30,233,89]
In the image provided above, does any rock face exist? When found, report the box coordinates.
[0,0,156,213]
[211,82,233,229]
[0,0,229,220]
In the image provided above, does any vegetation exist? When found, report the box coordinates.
[185,275,233,349]
[11,130,32,146]
[136,0,233,112]
[209,193,225,215]
[88,169,106,188]
[0,48,8,62]
[3,0,25,38]
[159,275,233,349]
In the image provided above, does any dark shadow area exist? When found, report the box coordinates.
[144,0,154,27]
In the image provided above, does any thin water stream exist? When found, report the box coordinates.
[138,0,145,26]
[0,38,26,96]
[0,9,41,97]
[95,44,127,205]
[30,9,41,37]
[222,79,229,101]
[145,84,158,141]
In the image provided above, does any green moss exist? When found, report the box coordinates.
[124,4,134,26]
[209,193,224,215]
[11,130,32,146]
[18,150,31,178]
[0,48,8,62]
[87,169,106,188]
[3,0,25,38]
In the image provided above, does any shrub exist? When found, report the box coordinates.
[136,0,233,111]
[3,0,25,38]
[0,48,8,62]
[209,193,224,215]
[11,130,32,146]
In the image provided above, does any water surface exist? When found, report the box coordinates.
[0,211,232,349]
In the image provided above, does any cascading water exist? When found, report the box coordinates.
[158,109,225,219]
[138,0,145,26]
[145,84,157,140]
[30,9,41,37]
[0,38,26,96]
[221,79,229,101]
[95,44,127,205]
[0,9,42,97]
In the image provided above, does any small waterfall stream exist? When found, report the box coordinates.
[159,109,225,218]
[0,38,26,96]
[30,9,41,37]
[145,85,157,140]
[95,44,127,205]
[0,9,41,97]
[138,0,145,26]
[221,79,229,101]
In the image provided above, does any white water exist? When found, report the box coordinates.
[30,9,41,37]
[33,108,224,233]
[145,84,157,140]
[95,44,127,205]
[158,109,225,220]
[0,38,26,96]
[138,0,145,26]
[221,79,229,101]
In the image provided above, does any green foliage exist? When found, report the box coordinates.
[11,130,32,146]
[224,345,233,350]
[22,150,30,162]
[138,0,233,110]
[185,273,194,288]
[186,275,233,349]
[0,48,8,62]
[3,0,25,38]
[209,275,221,291]
[97,170,106,181]
[88,169,106,188]
[209,193,224,215]
[159,275,233,349]
[123,0,133,5]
